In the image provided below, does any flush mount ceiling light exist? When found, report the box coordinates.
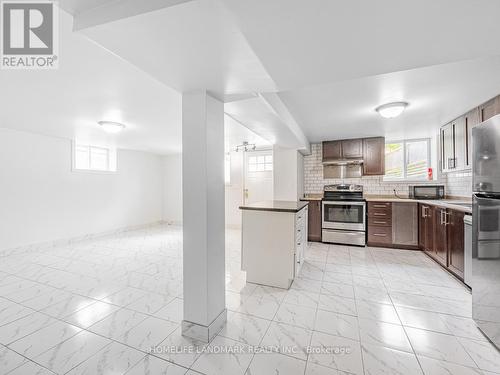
[98,121,126,134]
[375,102,408,119]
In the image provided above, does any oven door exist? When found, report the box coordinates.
[322,201,366,231]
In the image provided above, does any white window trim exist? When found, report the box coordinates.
[383,138,431,182]
[71,141,118,174]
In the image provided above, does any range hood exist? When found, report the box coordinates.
[322,159,364,166]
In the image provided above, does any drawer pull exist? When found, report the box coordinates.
[373,204,387,208]
[373,233,387,237]
[373,213,386,216]
[373,221,386,224]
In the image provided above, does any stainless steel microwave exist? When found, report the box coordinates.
[408,185,445,200]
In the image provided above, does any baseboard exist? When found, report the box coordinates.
[0,220,166,258]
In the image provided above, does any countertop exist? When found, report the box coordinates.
[299,194,472,213]
[364,195,472,213]
[239,200,309,213]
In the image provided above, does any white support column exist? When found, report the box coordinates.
[181,91,226,342]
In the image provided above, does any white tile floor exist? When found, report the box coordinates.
[1,224,499,374]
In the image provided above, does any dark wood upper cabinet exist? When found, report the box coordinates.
[447,209,465,278]
[341,139,363,158]
[465,108,480,168]
[322,141,342,160]
[305,200,322,242]
[363,137,385,176]
[479,96,500,122]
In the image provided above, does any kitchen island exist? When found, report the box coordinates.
[239,200,308,289]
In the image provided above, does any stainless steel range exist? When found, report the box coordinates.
[322,184,366,246]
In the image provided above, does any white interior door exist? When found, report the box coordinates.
[244,150,273,204]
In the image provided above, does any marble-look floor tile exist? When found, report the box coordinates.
[320,281,355,299]
[309,331,363,375]
[458,337,500,373]
[440,315,488,341]
[251,286,288,304]
[65,300,120,328]
[237,295,280,320]
[305,362,351,374]
[0,299,34,326]
[356,300,400,324]
[314,310,359,340]
[191,336,253,375]
[9,320,82,357]
[106,287,148,307]
[88,308,148,340]
[322,271,353,285]
[318,294,356,316]
[0,344,27,374]
[361,343,423,375]
[246,352,307,375]
[154,328,207,368]
[260,322,312,360]
[353,286,392,304]
[120,315,178,351]
[154,298,184,323]
[396,307,451,334]
[405,327,477,368]
[219,311,270,346]
[41,295,97,319]
[34,330,111,374]
[225,291,248,312]
[0,312,56,345]
[7,360,55,375]
[66,341,144,375]
[125,354,188,375]
[274,303,316,330]
[417,355,483,375]
[283,289,320,309]
[358,318,412,353]
[126,292,175,315]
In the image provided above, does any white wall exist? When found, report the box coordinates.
[273,146,303,200]
[162,153,183,224]
[0,128,163,251]
[225,151,244,228]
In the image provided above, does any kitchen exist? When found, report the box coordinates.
[2,1,500,375]
[239,93,500,369]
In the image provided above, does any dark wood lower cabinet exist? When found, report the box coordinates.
[434,208,448,265]
[418,204,466,282]
[304,199,322,242]
[447,209,465,278]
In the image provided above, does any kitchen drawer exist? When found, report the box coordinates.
[368,226,392,244]
[368,209,392,219]
[367,202,392,218]
[368,202,391,210]
[368,216,392,227]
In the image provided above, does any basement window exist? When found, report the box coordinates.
[384,139,430,181]
[73,142,117,172]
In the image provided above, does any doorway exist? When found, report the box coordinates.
[243,150,274,205]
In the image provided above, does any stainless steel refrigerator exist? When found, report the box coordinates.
[472,114,500,348]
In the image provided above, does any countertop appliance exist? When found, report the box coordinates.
[408,185,445,200]
[463,214,472,287]
[322,184,366,246]
[472,114,500,348]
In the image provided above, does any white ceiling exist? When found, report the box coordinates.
[220,0,500,91]
[77,0,277,99]
[3,0,500,154]
[0,10,182,155]
[279,56,500,142]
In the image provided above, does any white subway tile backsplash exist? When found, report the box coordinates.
[304,143,472,197]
